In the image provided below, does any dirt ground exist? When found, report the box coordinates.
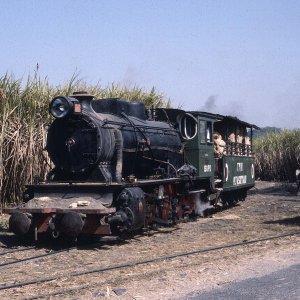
[0,181,299,300]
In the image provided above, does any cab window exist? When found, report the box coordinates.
[206,121,212,143]
[199,120,206,144]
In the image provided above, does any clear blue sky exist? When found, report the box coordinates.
[1,0,300,128]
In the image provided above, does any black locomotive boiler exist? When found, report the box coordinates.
[5,92,258,240]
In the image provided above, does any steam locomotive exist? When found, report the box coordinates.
[5,92,258,240]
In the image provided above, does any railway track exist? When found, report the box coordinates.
[0,246,77,268]
[0,230,299,299]
[0,246,36,256]
[0,236,121,269]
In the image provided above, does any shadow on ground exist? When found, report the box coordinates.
[264,216,300,227]
[256,185,298,196]
[0,227,180,250]
[0,232,130,250]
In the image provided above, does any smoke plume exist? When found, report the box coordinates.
[201,95,218,112]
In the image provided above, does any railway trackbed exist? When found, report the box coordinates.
[0,181,299,299]
[0,237,121,269]
[0,230,299,299]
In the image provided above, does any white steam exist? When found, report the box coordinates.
[193,193,210,216]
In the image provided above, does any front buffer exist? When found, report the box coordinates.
[4,183,118,241]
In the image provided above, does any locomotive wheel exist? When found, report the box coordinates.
[222,192,237,208]
[58,212,84,238]
[109,187,146,234]
[9,212,32,236]
[239,189,247,201]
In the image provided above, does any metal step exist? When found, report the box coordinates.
[188,189,206,194]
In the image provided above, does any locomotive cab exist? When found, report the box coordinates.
[184,112,218,191]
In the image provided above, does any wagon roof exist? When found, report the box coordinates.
[189,111,259,129]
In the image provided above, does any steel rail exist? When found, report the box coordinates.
[0,246,77,269]
[1,230,299,293]
[0,246,36,256]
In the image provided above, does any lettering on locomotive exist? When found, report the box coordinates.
[204,165,212,172]
[233,175,247,185]
[237,162,244,172]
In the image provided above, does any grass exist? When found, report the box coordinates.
[0,72,170,206]
[254,130,300,181]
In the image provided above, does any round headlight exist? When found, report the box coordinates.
[49,97,72,118]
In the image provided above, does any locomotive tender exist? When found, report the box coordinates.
[5,92,258,240]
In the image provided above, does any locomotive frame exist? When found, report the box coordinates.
[4,92,258,240]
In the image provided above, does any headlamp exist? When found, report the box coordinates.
[49,96,81,118]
